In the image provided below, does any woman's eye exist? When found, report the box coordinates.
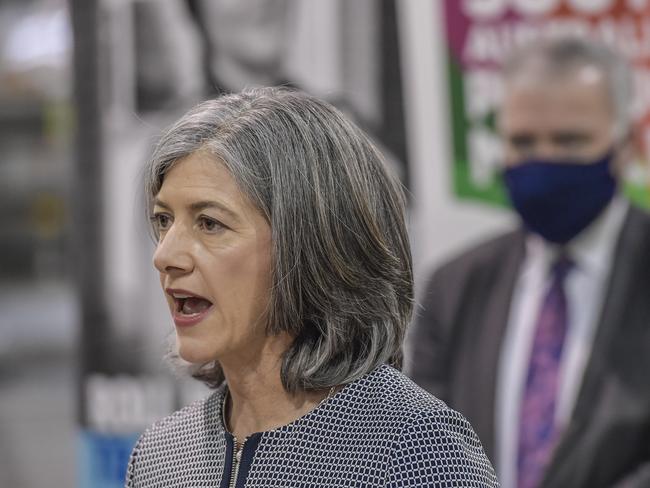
[199,216,224,233]
[151,213,172,231]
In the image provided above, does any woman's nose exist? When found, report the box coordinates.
[153,225,194,276]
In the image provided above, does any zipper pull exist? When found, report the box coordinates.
[236,444,243,462]
[234,437,246,463]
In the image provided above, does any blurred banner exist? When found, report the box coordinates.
[444,0,650,207]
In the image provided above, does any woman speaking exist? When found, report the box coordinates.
[126,87,497,487]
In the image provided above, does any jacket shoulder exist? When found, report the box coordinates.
[370,367,498,486]
[145,388,222,440]
[418,228,524,319]
[625,204,650,238]
[125,388,225,487]
[365,365,464,418]
[432,229,523,282]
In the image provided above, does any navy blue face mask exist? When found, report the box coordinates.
[502,150,617,244]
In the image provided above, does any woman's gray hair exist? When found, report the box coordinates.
[145,86,413,393]
[504,37,634,136]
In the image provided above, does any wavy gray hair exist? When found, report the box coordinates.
[145,87,413,393]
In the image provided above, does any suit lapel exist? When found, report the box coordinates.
[542,206,645,487]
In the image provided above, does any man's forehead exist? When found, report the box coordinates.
[501,66,613,118]
[506,61,606,91]
[497,82,615,140]
[575,65,604,86]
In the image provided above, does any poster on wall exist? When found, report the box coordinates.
[444,0,650,207]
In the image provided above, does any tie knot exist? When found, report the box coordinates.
[551,254,573,281]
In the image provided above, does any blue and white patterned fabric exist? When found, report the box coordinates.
[125,365,498,487]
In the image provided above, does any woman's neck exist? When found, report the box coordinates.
[220,337,333,440]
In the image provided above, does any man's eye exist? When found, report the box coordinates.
[551,131,591,150]
[509,135,535,151]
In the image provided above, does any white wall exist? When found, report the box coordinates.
[397,0,515,297]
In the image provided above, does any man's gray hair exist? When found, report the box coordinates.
[504,37,634,135]
[145,87,413,392]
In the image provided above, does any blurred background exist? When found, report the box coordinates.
[0,0,648,486]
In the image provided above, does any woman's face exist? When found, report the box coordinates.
[152,152,275,366]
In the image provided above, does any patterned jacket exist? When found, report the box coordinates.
[126,364,498,487]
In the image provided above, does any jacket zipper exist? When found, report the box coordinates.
[229,436,246,488]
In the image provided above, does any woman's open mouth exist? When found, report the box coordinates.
[166,289,214,327]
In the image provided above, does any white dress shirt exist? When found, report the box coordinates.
[495,196,628,488]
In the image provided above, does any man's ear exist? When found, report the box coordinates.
[612,126,640,178]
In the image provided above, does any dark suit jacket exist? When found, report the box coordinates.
[410,205,650,488]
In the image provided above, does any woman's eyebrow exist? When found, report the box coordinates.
[153,198,241,222]
[153,198,170,210]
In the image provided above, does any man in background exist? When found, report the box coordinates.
[410,37,650,488]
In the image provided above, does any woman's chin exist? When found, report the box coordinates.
[176,337,217,365]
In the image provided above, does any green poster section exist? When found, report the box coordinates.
[448,56,508,207]
[627,182,650,208]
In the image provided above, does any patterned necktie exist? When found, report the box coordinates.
[517,255,573,488]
